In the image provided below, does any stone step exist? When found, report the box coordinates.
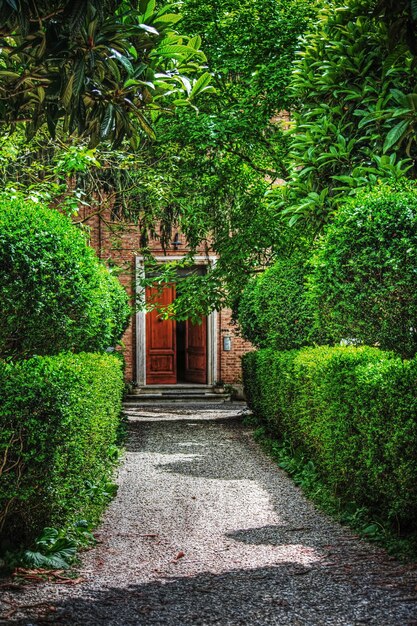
[124,392,231,404]
[132,384,214,396]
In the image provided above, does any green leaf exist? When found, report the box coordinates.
[188,35,202,50]
[154,14,182,25]
[73,60,85,96]
[189,72,213,99]
[143,0,156,21]
[0,70,20,78]
[62,74,74,109]
[133,111,156,139]
[138,24,159,36]
[100,105,114,139]
[155,44,205,61]
[383,119,410,153]
[172,99,190,106]
[110,49,134,75]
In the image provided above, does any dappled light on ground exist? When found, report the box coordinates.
[2,407,417,625]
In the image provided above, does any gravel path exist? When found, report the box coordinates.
[2,403,417,625]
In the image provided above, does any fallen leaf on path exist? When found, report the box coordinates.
[0,583,23,591]
[12,568,84,585]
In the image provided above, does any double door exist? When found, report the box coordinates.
[145,284,207,385]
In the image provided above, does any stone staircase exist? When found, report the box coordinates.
[124,384,231,404]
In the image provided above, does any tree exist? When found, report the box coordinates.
[0,0,320,321]
[269,0,417,228]
[0,0,210,146]
[139,0,321,316]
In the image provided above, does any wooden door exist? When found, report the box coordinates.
[146,284,177,384]
[184,317,207,383]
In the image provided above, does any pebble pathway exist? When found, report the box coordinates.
[1,402,417,625]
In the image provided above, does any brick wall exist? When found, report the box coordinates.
[79,207,253,384]
[218,308,254,384]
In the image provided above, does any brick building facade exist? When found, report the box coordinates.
[80,207,253,387]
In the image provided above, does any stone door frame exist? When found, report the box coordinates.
[135,256,218,386]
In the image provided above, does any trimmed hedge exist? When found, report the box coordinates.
[0,352,124,545]
[309,188,417,358]
[0,197,130,359]
[243,346,417,530]
[238,255,321,350]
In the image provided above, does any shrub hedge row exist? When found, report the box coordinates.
[242,346,417,531]
[0,352,124,546]
[238,188,417,361]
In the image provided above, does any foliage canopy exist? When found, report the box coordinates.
[139,0,321,315]
[269,0,417,228]
[0,0,210,146]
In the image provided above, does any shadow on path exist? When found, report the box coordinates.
[8,560,416,626]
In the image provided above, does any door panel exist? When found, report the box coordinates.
[146,284,177,384]
[185,317,207,383]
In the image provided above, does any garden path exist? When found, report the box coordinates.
[2,403,417,625]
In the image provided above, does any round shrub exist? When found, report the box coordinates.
[0,197,130,358]
[309,187,417,358]
[238,255,318,350]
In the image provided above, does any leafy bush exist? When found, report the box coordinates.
[243,346,417,531]
[270,0,416,227]
[238,255,321,350]
[309,187,417,358]
[0,352,124,546]
[0,197,130,359]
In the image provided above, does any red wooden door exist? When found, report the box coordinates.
[146,284,177,384]
[185,317,207,384]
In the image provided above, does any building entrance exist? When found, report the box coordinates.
[145,283,207,385]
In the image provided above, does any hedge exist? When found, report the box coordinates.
[308,187,417,358]
[242,346,417,530]
[0,197,130,359]
[238,255,318,350]
[0,352,124,546]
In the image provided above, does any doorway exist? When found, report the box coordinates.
[145,283,208,385]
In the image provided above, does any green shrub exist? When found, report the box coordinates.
[243,346,417,531]
[238,255,320,350]
[0,197,130,358]
[309,187,417,358]
[0,352,124,546]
